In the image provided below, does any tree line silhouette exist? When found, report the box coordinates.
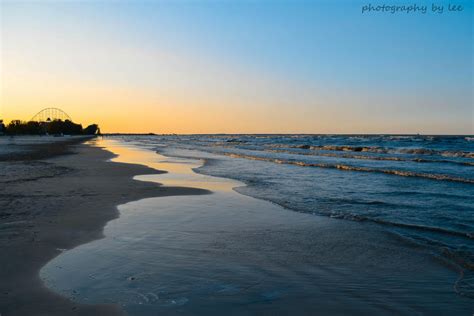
[0,119,100,136]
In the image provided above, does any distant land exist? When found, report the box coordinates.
[0,119,99,136]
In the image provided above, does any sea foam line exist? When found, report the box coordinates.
[223,153,474,184]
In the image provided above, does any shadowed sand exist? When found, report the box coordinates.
[0,138,209,316]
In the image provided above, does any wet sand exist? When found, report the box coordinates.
[0,138,209,316]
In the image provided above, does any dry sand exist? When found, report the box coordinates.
[0,137,209,316]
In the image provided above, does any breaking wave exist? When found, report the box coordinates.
[265,148,474,166]
[224,153,474,184]
[284,144,474,159]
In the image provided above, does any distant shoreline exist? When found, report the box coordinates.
[2,133,472,137]
[100,133,474,137]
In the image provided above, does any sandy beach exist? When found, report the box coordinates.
[33,138,474,315]
[0,137,209,315]
[1,137,472,315]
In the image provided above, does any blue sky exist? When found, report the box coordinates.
[1,0,472,133]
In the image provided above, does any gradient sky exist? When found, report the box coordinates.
[1,0,472,134]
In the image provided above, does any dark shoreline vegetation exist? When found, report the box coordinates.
[0,119,99,136]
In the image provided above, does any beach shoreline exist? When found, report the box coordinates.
[0,137,209,316]
[2,136,472,315]
[41,138,473,315]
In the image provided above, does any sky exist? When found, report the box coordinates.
[0,0,472,134]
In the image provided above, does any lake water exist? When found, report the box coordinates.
[41,136,474,314]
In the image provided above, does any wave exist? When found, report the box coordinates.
[224,153,474,184]
[259,143,474,159]
[384,190,471,200]
[329,212,474,298]
[388,231,474,298]
[295,145,474,159]
[265,148,474,167]
[230,179,474,242]
[211,135,474,159]
[328,212,473,240]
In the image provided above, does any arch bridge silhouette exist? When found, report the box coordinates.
[30,108,72,122]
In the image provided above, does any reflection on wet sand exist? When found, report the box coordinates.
[104,139,238,192]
